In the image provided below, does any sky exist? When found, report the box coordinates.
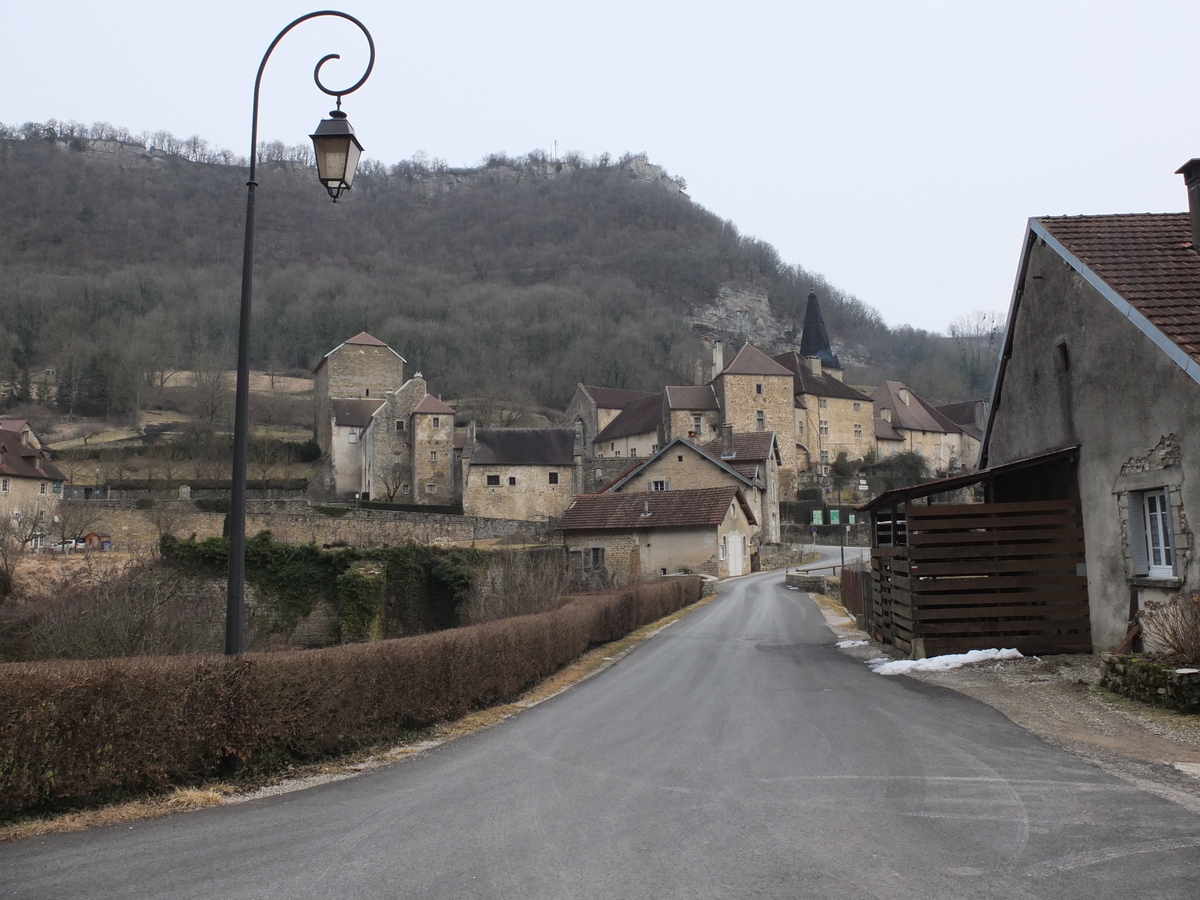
[5,0,1200,333]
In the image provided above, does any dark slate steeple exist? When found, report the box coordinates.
[799,291,841,369]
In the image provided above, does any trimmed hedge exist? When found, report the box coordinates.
[0,577,700,817]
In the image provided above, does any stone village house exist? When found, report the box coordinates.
[0,419,65,548]
[559,486,757,584]
[873,380,981,472]
[360,375,457,504]
[981,161,1200,649]
[603,430,781,546]
[460,426,581,522]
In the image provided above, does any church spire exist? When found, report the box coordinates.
[799,290,841,369]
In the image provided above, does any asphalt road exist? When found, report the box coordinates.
[5,570,1198,899]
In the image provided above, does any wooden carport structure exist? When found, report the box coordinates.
[859,448,1091,658]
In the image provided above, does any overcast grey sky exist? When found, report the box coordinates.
[6,1,1199,333]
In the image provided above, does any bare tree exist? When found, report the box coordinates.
[52,500,103,550]
[0,503,53,599]
[948,310,1005,397]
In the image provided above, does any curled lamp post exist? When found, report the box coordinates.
[227,11,375,655]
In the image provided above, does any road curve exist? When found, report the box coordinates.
[4,570,1198,899]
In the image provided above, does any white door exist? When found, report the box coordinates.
[726,531,743,576]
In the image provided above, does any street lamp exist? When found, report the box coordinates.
[227,11,375,655]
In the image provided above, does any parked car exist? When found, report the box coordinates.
[51,539,84,552]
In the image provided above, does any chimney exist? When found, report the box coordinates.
[807,356,822,377]
[711,340,724,380]
[1177,159,1200,250]
[720,423,735,458]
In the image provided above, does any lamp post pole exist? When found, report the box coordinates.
[226,11,374,655]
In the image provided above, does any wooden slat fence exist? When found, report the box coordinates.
[870,499,1090,656]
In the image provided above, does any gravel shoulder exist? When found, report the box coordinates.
[819,596,1200,815]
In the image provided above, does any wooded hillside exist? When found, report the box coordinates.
[0,121,998,421]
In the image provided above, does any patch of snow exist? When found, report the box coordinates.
[836,640,869,648]
[869,648,1023,676]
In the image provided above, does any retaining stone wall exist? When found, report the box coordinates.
[1101,654,1200,713]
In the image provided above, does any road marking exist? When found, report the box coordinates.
[1024,837,1200,877]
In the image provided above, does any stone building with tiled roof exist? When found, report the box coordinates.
[461,426,581,521]
[773,350,874,473]
[361,376,456,504]
[312,332,406,455]
[592,393,664,460]
[872,380,979,471]
[560,485,756,583]
[981,161,1200,649]
[711,343,796,490]
[0,421,66,529]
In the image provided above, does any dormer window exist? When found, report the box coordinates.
[899,388,910,406]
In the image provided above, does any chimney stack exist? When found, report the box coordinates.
[720,423,735,459]
[1177,159,1200,250]
[711,340,724,380]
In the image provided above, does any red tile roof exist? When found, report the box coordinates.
[720,343,793,377]
[1037,213,1200,366]
[559,486,755,530]
[412,394,455,415]
[595,394,663,442]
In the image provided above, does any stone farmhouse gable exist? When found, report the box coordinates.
[0,421,66,515]
[873,381,976,471]
[982,170,1200,649]
[462,427,579,521]
[560,486,757,582]
[712,343,796,485]
[312,332,406,455]
[701,429,782,542]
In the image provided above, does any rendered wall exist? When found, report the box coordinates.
[986,238,1199,649]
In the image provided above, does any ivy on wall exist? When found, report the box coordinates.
[160,533,489,640]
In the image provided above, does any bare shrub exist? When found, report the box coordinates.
[1138,591,1200,664]
[462,547,569,624]
[22,558,226,659]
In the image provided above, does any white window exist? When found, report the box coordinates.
[39,483,47,495]
[650,480,668,491]
[1,478,8,493]
[719,538,726,561]
[402,484,410,494]
[630,448,637,458]
[854,424,863,440]
[756,411,765,430]
[934,445,943,461]
[425,483,436,493]
[348,432,357,444]
[583,548,605,570]
[429,451,437,462]
[853,402,861,413]
[818,398,828,409]
[1131,488,1176,579]
[432,417,440,428]
[820,450,830,464]
[819,420,829,437]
